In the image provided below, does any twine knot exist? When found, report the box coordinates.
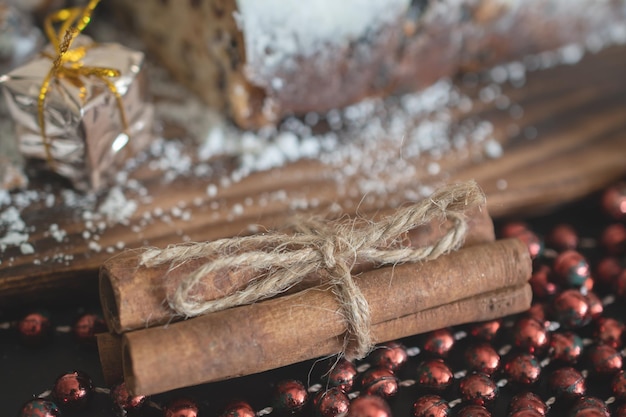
[140,181,486,359]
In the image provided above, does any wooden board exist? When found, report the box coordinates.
[1,45,625,306]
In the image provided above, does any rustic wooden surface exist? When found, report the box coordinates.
[1,45,625,305]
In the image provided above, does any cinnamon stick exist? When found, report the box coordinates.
[100,204,494,333]
[122,238,531,395]
[97,332,123,385]
[99,284,530,389]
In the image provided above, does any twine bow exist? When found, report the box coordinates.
[38,0,129,165]
[141,181,486,359]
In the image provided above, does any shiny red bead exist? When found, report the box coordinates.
[463,343,500,375]
[585,292,603,321]
[17,311,52,345]
[370,341,408,371]
[594,317,624,349]
[548,331,584,364]
[458,372,498,406]
[615,270,626,300]
[546,224,579,251]
[415,358,454,391]
[504,353,541,385]
[601,223,626,255]
[529,265,558,299]
[73,313,107,345]
[512,317,550,355]
[312,388,350,417]
[110,381,146,415]
[569,397,609,417]
[411,394,450,417]
[553,251,590,288]
[360,367,398,399]
[616,404,626,417]
[509,410,544,417]
[509,392,548,416]
[548,367,586,400]
[18,398,61,417]
[455,404,491,417]
[221,401,256,417]
[525,303,549,326]
[501,223,543,259]
[602,182,626,220]
[347,395,391,417]
[595,256,623,287]
[273,380,308,413]
[611,370,626,401]
[51,370,94,410]
[469,320,501,342]
[326,358,358,393]
[422,328,455,358]
[552,289,591,328]
[587,344,623,376]
[163,397,199,417]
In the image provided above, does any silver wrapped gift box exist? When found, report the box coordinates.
[0,35,154,191]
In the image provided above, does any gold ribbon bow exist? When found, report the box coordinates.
[38,0,129,166]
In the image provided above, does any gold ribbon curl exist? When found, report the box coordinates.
[38,0,129,166]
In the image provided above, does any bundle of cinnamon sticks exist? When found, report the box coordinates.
[98,182,533,395]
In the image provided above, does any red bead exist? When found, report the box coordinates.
[569,397,609,417]
[552,290,591,328]
[163,397,199,417]
[411,395,450,417]
[463,343,500,375]
[587,344,623,376]
[512,317,550,355]
[548,331,584,364]
[110,381,146,415]
[455,404,491,417]
[601,223,626,255]
[553,251,590,288]
[525,303,549,326]
[585,292,603,321]
[615,270,626,300]
[18,398,61,417]
[51,370,94,411]
[504,353,541,385]
[611,370,626,401]
[594,318,624,349]
[509,392,548,416]
[221,401,256,417]
[458,372,498,406]
[370,341,408,371]
[326,358,358,393]
[360,368,398,399]
[548,367,586,399]
[312,388,350,417]
[73,313,107,345]
[470,320,501,342]
[422,328,455,358]
[595,257,623,287]
[602,182,626,221]
[17,311,52,346]
[546,224,579,251]
[529,265,558,299]
[273,380,308,413]
[616,404,626,417]
[347,395,391,417]
[501,223,543,259]
[509,410,544,417]
[415,359,454,391]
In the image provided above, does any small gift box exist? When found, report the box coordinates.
[0,1,153,191]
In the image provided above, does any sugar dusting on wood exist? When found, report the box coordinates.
[0,22,625,268]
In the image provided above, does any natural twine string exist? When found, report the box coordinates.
[140,181,485,359]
